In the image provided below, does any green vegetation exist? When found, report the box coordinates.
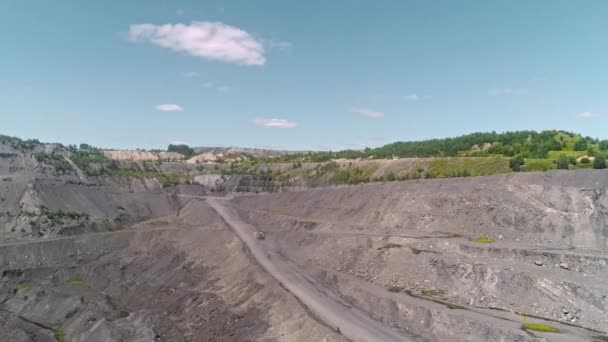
[509,155,525,172]
[557,155,577,170]
[547,150,587,160]
[427,157,509,177]
[249,130,606,163]
[40,206,88,220]
[330,163,378,185]
[0,152,18,159]
[0,134,42,150]
[594,156,607,169]
[69,145,118,176]
[420,289,446,297]
[70,278,94,289]
[54,327,66,342]
[15,283,29,290]
[521,323,560,333]
[167,144,194,158]
[522,159,555,172]
[446,303,465,310]
[471,236,495,243]
[34,152,73,174]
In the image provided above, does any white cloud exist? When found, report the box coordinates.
[252,117,297,128]
[351,107,384,118]
[403,94,419,101]
[128,21,265,66]
[170,140,192,146]
[488,88,529,95]
[156,104,183,112]
[580,111,601,118]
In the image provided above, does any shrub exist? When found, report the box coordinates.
[54,327,66,342]
[580,157,590,164]
[15,283,29,290]
[594,156,607,169]
[557,155,576,170]
[509,155,525,172]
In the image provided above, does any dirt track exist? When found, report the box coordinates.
[208,198,416,342]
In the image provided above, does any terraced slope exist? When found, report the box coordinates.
[230,170,608,341]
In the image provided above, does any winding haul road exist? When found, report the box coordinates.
[207,198,414,342]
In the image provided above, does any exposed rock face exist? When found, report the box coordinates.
[103,150,159,161]
[1,140,608,341]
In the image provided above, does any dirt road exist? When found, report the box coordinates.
[207,198,417,342]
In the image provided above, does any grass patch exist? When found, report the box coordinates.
[547,150,587,160]
[54,327,66,342]
[70,278,94,289]
[420,289,446,297]
[15,283,29,290]
[575,162,593,169]
[521,323,560,333]
[427,157,511,178]
[470,236,495,243]
[523,159,555,172]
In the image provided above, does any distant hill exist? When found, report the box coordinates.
[256,130,608,163]
[3,130,608,163]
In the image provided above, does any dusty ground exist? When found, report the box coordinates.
[232,170,608,341]
[0,200,345,342]
[1,143,608,341]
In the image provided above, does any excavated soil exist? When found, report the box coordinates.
[1,145,607,342]
[231,170,608,341]
[0,200,345,342]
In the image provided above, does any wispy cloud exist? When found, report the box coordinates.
[403,94,419,101]
[156,104,183,112]
[128,21,265,66]
[252,117,297,128]
[182,71,200,78]
[351,107,384,118]
[265,39,293,51]
[579,111,601,118]
[203,81,233,93]
[488,88,529,96]
[170,140,192,146]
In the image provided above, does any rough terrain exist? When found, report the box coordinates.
[1,140,607,341]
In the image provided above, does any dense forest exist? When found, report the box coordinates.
[250,130,608,163]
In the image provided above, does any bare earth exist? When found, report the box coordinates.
[1,149,607,342]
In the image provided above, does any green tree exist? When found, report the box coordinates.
[593,156,607,169]
[167,144,194,158]
[574,139,588,151]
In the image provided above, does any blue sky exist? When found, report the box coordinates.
[1,1,607,150]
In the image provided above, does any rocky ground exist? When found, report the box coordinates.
[1,141,607,341]
[233,170,608,341]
